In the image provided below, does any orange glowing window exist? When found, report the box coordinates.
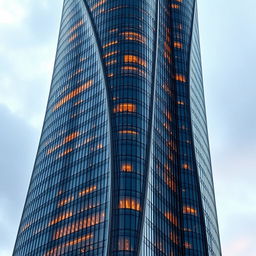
[175,74,186,82]
[164,212,178,226]
[79,185,97,197]
[182,163,190,170]
[174,42,183,49]
[21,222,32,232]
[184,242,192,249]
[49,211,73,226]
[164,174,176,192]
[103,40,118,48]
[68,68,83,80]
[57,148,73,159]
[165,111,172,121]
[53,80,93,111]
[107,73,114,77]
[64,132,80,144]
[183,206,197,216]
[122,66,138,71]
[96,143,103,150]
[124,55,147,67]
[170,232,179,245]
[119,130,138,135]
[103,51,118,58]
[44,234,93,256]
[121,32,146,44]
[113,103,136,113]
[91,0,106,11]
[171,4,180,9]
[66,234,93,246]
[121,164,133,172]
[58,196,74,207]
[54,212,105,240]
[69,33,78,42]
[69,20,84,34]
[118,238,133,251]
[106,59,117,66]
[110,28,118,33]
[119,198,141,211]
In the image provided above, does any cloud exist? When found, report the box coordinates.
[0,104,39,255]
[198,0,256,255]
[0,1,62,254]
[0,0,62,128]
[0,1,27,25]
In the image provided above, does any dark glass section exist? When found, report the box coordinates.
[13,0,221,256]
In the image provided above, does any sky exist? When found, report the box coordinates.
[0,0,255,255]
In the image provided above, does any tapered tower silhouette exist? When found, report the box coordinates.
[13,0,221,255]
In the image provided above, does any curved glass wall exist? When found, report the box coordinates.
[190,4,222,256]
[13,1,222,256]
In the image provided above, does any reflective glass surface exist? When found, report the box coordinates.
[13,1,221,256]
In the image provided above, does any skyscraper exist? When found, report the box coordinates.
[13,0,221,255]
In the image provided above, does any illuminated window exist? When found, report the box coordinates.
[54,212,105,240]
[118,238,133,251]
[68,68,83,80]
[122,66,146,76]
[119,130,138,135]
[49,211,73,226]
[53,80,93,111]
[124,55,147,67]
[121,31,146,44]
[122,66,138,71]
[183,206,197,216]
[170,232,179,245]
[119,198,141,211]
[58,196,74,207]
[175,74,186,82]
[121,164,133,172]
[165,111,172,121]
[174,41,183,49]
[106,59,117,66]
[21,222,32,233]
[184,242,192,249]
[103,40,118,48]
[171,4,180,9]
[113,103,136,113]
[91,0,106,11]
[57,148,73,159]
[69,33,78,43]
[182,163,190,170]
[110,28,118,33]
[103,51,118,58]
[44,234,93,256]
[164,174,176,192]
[164,212,178,226]
[69,20,84,34]
[79,185,97,197]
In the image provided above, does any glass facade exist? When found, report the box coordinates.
[13,1,221,256]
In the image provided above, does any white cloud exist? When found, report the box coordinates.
[0,0,62,128]
[0,1,27,25]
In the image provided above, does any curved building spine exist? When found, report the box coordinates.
[13,0,222,256]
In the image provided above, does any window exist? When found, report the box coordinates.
[113,103,136,113]
[121,164,133,172]
[119,198,141,211]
